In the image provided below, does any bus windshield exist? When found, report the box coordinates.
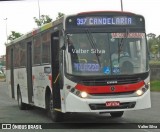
[65,32,148,76]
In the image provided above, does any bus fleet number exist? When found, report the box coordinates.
[77,18,87,25]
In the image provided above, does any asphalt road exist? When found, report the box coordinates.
[0,81,159,132]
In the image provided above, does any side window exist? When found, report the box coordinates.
[6,46,11,70]
[42,32,51,64]
[19,42,26,67]
[33,36,41,65]
[14,44,20,68]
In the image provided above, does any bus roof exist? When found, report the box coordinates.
[6,17,64,47]
[77,11,136,15]
[6,11,143,47]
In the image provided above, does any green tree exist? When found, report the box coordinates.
[147,33,156,39]
[8,31,23,41]
[147,33,160,59]
[157,35,160,59]
[34,15,52,27]
[56,12,65,19]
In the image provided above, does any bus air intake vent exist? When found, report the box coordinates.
[79,77,141,86]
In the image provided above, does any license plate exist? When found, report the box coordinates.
[106,101,120,107]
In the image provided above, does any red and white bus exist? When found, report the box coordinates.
[6,11,151,122]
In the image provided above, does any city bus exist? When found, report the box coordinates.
[6,11,151,122]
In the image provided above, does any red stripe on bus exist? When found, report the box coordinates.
[48,75,52,88]
[48,75,52,80]
[32,75,35,81]
[32,75,35,85]
[75,81,144,94]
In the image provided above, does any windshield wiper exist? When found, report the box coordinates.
[118,29,129,62]
[85,29,101,67]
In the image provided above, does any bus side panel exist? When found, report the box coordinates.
[6,70,12,98]
[13,69,18,102]
[6,47,15,99]
[32,65,51,108]
[6,68,28,104]
[14,68,28,104]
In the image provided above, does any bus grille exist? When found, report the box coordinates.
[90,91,135,96]
[79,77,141,86]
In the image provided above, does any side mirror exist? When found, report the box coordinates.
[59,36,66,50]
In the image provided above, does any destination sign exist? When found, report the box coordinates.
[77,16,135,26]
[111,33,145,38]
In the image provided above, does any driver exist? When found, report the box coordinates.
[111,47,129,61]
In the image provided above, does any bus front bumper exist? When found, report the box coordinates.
[65,90,151,112]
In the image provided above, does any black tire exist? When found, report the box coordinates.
[17,89,27,110]
[110,111,124,117]
[47,93,64,122]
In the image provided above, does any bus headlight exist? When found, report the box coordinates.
[135,84,149,96]
[66,85,88,98]
[136,89,143,96]
[80,91,88,98]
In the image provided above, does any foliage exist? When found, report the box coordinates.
[33,13,64,26]
[34,15,52,26]
[56,12,65,20]
[147,33,160,59]
[151,81,160,92]
[8,31,23,41]
[149,60,160,66]
[0,61,6,66]
[0,70,5,80]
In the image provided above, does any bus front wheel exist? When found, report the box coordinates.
[110,111,124,117]
[47,93,64,122]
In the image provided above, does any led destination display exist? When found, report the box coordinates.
[77,16,135,26]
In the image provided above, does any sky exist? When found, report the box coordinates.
[0,0,160,56]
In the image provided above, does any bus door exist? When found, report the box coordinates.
[51,31,61,109]
[26,40,33,104]
[10,48,15,98]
